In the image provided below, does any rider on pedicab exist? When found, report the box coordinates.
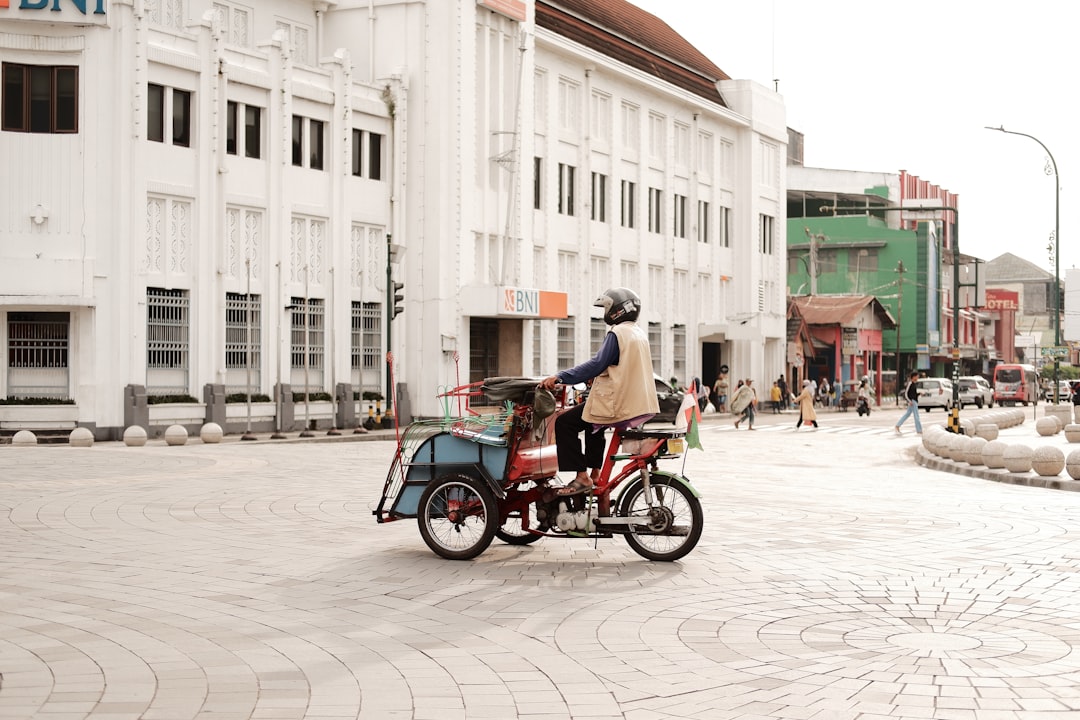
[540,288,658,497]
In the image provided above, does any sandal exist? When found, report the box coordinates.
[556,477,594,497]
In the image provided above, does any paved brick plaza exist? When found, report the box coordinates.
[4,419,1080,719]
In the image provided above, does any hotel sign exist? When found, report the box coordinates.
[984,288,1019,311]
[0,0,107,22]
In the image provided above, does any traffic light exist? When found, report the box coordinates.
[393,282,404,318]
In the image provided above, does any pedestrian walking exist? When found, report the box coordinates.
[712,373,729,413]
[894,370,923,434]
[770,381,782,413]
[731,378,757,430]
[793,380,818,430]
[817,378,830,408]
[777,374,789,410]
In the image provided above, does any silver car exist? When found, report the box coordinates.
[957,376,994,408]
[915,378,954,411]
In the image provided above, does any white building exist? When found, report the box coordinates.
[0,0,786,438]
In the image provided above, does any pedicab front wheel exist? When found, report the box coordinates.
[618,472,703,562]
[417,473,498,560]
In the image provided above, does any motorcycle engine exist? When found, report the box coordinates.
[536,495,596,533]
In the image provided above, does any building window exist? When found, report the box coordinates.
[851,247,879,274]
[648,187,662,234]
[351,301,382,394]
[2,63,78,134]
[648,112,665,160]
[309,119,324,170]
[533,156,543,210]
[590,172,608,222]
[673,194,688,238]
[292,115,324,170]
[147,0,186,30]
[275,19,312,65]
[557,78,579,134]
[226,101,262,158]
[621,102,639,154]
[146,287,190,394]
[621,260,638,289]
[674,270,688,310]
[590,318,606,354]
[648,321,662,373]
[719,206,731,248]
[225,292,261,394]
[532,321,542,376]
[290,297,325,393]
[591,90,610,145]
[697,131,714,177]
[697,200,710,243]
[759,214,775,255]
[673,325,686,383]
[6,311,70,400]
[148,83,191,146]
[212,2,252,48]
[620,180,636,229]
[817,248,838,274]
[649,264,665,306]
[674,122,690,168]
[556,318,575,371]
[557,163,576,216]
[352,129,384,179]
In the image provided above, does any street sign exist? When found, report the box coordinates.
[1040,346,1068,358]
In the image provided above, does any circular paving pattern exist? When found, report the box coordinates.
[6,429,1080,719]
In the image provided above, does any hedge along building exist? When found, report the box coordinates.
[0,0,787,436]
[320,0,788,417]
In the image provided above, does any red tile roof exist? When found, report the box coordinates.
[792,295,897,328]
[537,0,729,107]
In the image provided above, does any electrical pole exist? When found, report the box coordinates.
[895,259,905,404]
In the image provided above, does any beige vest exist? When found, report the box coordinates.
[582,322,660,424]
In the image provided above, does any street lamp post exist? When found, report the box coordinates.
[985,126,1061,402]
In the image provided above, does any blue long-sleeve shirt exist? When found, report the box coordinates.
[556,332,620,385]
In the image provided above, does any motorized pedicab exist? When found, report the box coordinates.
[374,377,703,561]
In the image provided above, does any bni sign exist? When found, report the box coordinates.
[0,0,107,20]
[499,287,567,318]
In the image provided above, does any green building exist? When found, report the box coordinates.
[786,215,948,383]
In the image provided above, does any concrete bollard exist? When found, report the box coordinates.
[1032,446,1065,477]
[1002,444,1033,474]
[12,430,37,446]
[164,424,188,446]
[69,427,94,447]
[123,426,148,447]
[1067,449,1080,481]
[982,440,1007,469]
[200,422,224,444]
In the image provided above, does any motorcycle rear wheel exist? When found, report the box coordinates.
[417,473,497,560]
[618,472,703,561]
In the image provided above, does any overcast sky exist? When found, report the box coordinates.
[628,0,1078,277]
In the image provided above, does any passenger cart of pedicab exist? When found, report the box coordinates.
[374,377,704,561]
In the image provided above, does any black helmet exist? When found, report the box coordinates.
[594,287,641,325]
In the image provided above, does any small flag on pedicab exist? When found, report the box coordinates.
[674,379,703,451]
